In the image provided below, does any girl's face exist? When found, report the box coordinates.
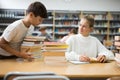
[78,18,93,37]
[29,12,44,26]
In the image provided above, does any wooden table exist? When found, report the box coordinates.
[0,56,120,78]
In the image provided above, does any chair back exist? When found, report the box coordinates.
[4,72,56,80]
[13,75,70,80]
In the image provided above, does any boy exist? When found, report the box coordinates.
[0,1,47,60]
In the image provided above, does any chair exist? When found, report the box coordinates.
[13,75,70,80]
[4,72,56,80]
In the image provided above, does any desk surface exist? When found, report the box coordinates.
[0,56,120,78]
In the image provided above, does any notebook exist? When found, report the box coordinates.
[69,61,89,64]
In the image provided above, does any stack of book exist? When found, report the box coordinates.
[43,42,68,52]
[114,36,120,50]
[23,36,46,44]
[21,36,46,59]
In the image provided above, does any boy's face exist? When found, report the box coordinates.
[29,12,44,26]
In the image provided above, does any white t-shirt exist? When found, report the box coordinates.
[65,34,114,61]
[0,19,29,56]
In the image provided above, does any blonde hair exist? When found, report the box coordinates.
[82,15,95,28]
[39,26,47,31]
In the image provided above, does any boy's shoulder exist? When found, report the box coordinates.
[7,19,24,30]
[10,19,22,26]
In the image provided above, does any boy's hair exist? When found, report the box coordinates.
[26,1,47,18]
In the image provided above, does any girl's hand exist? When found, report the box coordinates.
[97,55,106,63]
[79,55,90,62]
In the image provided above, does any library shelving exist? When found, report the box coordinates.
[109,12,120,40]
[34,11,54,37]
[0,9,25,35]
[81,11,120,49]
[0,9,54,38]
[0,9,120,49]
[81,11,108,42]
[53,10,79,41]
[114,36,120,53]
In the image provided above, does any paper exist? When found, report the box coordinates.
[69,61,89,64]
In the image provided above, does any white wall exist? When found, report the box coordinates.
[0,0,120,11]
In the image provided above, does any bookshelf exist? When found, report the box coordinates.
[114,36,120,53]
[34,11,54,37]
[81,11,108,42]
[109,12,120,39]
[81,11,120,49]
[0,9,120,49]
[53,10,79,41]
[0,9,25,35]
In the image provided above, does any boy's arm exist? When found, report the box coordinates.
[0,37,33,59]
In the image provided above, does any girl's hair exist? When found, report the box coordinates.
[39,26,47,31]
[82,15,95,28]
[26,1,47,18]
[70,28,77,34]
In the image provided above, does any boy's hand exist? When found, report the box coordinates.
[20,48,34,61]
